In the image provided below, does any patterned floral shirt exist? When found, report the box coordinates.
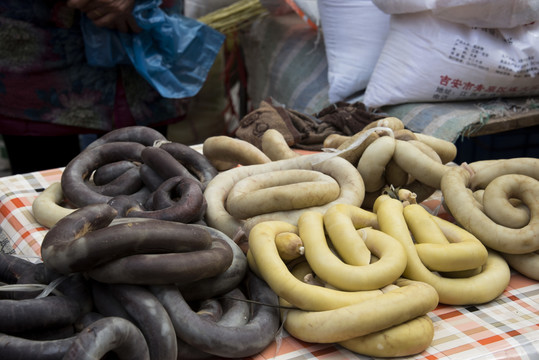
[0,0,192,135]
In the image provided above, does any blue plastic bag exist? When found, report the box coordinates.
[80,0,225,99]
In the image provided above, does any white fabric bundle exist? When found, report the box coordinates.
[318,0,391,103]
[372,0,539,29]
[363,8,539,108]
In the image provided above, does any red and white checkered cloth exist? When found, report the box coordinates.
[0,168,63,260]
[1,168,538,359]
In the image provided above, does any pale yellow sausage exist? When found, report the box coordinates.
[404,204,488,272]
[385,159,411,188]
[363,117,405,132]
[323,203,379,265]
[393,129,417,141]
[298,211,407,291]
[248,220,382,311]
[404,203,448,245]
[374,195,511,305]
[226,170,340,219]
[393,139,450,189]
[408,139,442,163]
[502,251,539,281]
[339,315,434,358]
[241,155,366,236]
[275,232,304,261]
[281,279,438,344]
[357,135,396,192]
[397,188,418,205]
[334,130,380,165]
[414,132,457,164]
[469,157,539,190]
[482,174,532,229]
[440,267,483,278]
[203,136,271,170]
[261,129,300,161]
[323,133,351,149]
[472,189,485,211]
[441,166,539,254]
[204,153,365,240]
[32,182,76,228]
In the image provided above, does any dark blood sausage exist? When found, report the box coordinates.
[12,262,93,315]
[178,225,247,301]
[173,288,251,359]
[0,256,92,332]
[151,176,197,210]
[92,160,139,186]
[106,195,145,218]
[195,298,223,322]
[90,281,136,324]
[139,163,165,192]
[159,141,218,189]
[176,337,214,360]
[86,237,234,285]
[41,203,213,274]
[85,125,167,150]
[85,167,143,197]
[15,324,75,342]
[214,287,250,328]
[63,317,150,360]
[107,284,178,360]
[0,296,81,334]
[61,142,146,207]
[118,176,207,223]
[8,262,44,300]
[0,254,38,299]
[0,254,36,285]
[141,146,199,185]
[0,333,76,360]
[150,272,280,358]
[74,311,105,332]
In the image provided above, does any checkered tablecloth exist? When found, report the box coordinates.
[1,169,538,359]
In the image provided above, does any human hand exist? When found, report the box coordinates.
[67,0,142,33]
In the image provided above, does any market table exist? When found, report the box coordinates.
[1,168,538,360]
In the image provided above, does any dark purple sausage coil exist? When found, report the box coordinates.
[63,317,150,360]
[90,281,136,323]
[85,125,167,150]
[151,272,280,358]
[0,296,81,334]
[10,262,93,315]
[86,237,233,285]
[130,176,206,223]
[0,333,76,360]
[107,284,177,360]
[141,146,199,184]
[92,160,140,186]
[0,254,39,300]
[178,225,247,301]
[159,141,218,189]
[86,166,143,197]
[139,163,165,192]
[0,254,35,285]
[41,203,213,274]
[61,142,146,207]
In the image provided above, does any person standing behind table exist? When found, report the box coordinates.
[0,0,190,175]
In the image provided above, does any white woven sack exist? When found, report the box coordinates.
[363,12,539,108]
[372,0,539,29]
[318,0,391,104]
